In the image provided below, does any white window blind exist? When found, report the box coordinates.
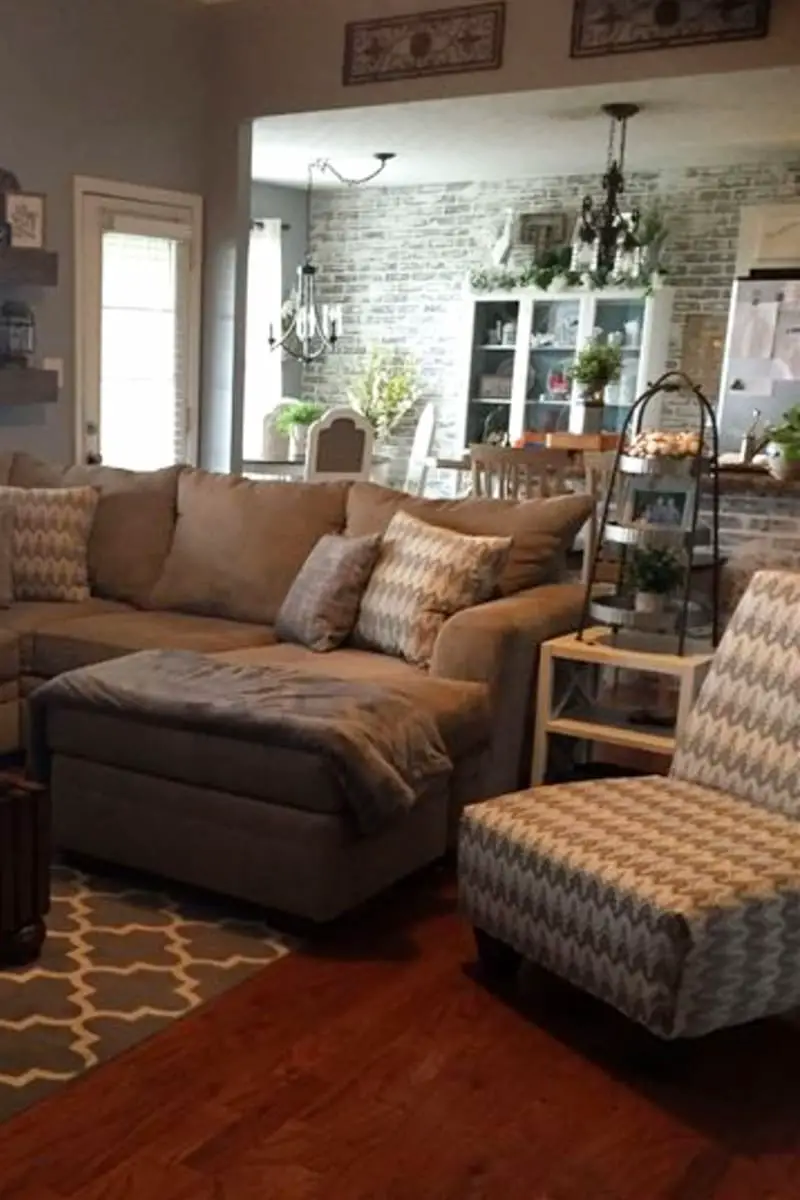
[99,229,189,470]
[243,219,283,460]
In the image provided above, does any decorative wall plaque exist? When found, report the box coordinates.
[681,314,728,401]
[343,3,506,86]
[571,0,771,58]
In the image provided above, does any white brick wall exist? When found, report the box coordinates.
[302,157,800,477]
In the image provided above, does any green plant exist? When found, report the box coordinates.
[348,347,419,442]
[569,342,623,392]
[769,405,800,461]
[630,547,684,595]
[275,400,325,434]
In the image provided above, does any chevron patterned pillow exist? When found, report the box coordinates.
[0,485,99,602]
[354,510,511,668]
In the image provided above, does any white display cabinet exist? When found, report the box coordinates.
[459,286,674,448]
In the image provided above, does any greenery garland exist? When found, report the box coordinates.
[469,244,667,296]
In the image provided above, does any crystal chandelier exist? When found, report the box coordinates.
[571,103,642,280]
[268,152,395,365]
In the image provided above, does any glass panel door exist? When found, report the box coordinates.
[524,298,580,437]
[466,300,519,444]
[591,298,646,433]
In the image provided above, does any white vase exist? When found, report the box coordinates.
[634,591,664,615]
[289,425,308,461]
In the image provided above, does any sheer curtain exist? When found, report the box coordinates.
[243,219,283,460]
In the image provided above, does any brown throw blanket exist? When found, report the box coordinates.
[28,650,453,835]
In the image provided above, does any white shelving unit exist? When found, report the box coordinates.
[459,285,674,448]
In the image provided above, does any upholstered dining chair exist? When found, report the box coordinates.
[469,445,570,500]
[403,402,437,496]
[304,407,374,483]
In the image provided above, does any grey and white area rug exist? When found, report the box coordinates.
[0,862,290,1123]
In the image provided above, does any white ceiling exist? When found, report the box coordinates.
[251,68,800,188]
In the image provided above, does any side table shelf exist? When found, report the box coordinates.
[531,628,714,786]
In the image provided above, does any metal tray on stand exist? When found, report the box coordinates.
[589,593,710,635]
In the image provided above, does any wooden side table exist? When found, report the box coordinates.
[0,775,50,967]
[531,628,715,786]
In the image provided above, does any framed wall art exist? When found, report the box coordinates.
[343,3,506,86]
[571,0,771,58]
[3,192,46,249]
[517,211,569,254]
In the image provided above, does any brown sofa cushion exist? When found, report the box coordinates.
[30,610,277,678]
[346,482,593,596]
[9,453,180,607]
[149,469,349,624]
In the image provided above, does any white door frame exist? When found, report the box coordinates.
[73,175,203,466]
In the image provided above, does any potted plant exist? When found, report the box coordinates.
[630,546,684,615]
[766,405,800,481]
[275,399,325,460]
[348,347,419,447]
[570,341,623,407]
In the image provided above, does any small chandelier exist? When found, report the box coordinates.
[268,152,395,365]
[571,103,642,280]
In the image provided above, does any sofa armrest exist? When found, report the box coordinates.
[430,582,586,688]
[429,583,586,794]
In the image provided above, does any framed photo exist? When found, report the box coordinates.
[624,478,695,532]
[3,192,46,249]
[517,211,568,254]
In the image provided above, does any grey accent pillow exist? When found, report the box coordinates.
[276,533,382,652]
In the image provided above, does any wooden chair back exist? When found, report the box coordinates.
[581,450,619,585]
[469,445,570,500]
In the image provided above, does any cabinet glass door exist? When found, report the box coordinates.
[466,300,519,444]
[524,298,580,436]
[591,298,646,432]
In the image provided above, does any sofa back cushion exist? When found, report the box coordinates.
[149,469,350,624]
[346,482,592,596]
[9,453,180,607]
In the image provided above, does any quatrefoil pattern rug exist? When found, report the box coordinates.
[0,862,290,1124]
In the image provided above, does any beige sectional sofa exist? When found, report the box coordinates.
[1,450,591,918]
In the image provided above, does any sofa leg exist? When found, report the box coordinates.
[473,927,522,982]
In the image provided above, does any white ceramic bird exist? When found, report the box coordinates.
[490,208,516,267]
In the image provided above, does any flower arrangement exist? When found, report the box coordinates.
[348,347,419,443]
[626,430,704,459]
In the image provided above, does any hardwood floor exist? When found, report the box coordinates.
[1,863,799,1200]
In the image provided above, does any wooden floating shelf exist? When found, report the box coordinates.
[0,368,59,405]
[0,248,59,288]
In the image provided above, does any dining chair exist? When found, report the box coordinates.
[403,402,437,495]
[469,445,570,500]
[304,407,374,483]
[581,450,618,585]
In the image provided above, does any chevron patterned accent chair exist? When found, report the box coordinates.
[459,570,800,1040]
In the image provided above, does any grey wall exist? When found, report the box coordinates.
[250,181,308,400]
[303,158,800,462]
[0,0,205,464]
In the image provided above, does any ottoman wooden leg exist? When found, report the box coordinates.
[473,927,522,982]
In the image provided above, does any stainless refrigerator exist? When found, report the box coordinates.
[717,277,800,454]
